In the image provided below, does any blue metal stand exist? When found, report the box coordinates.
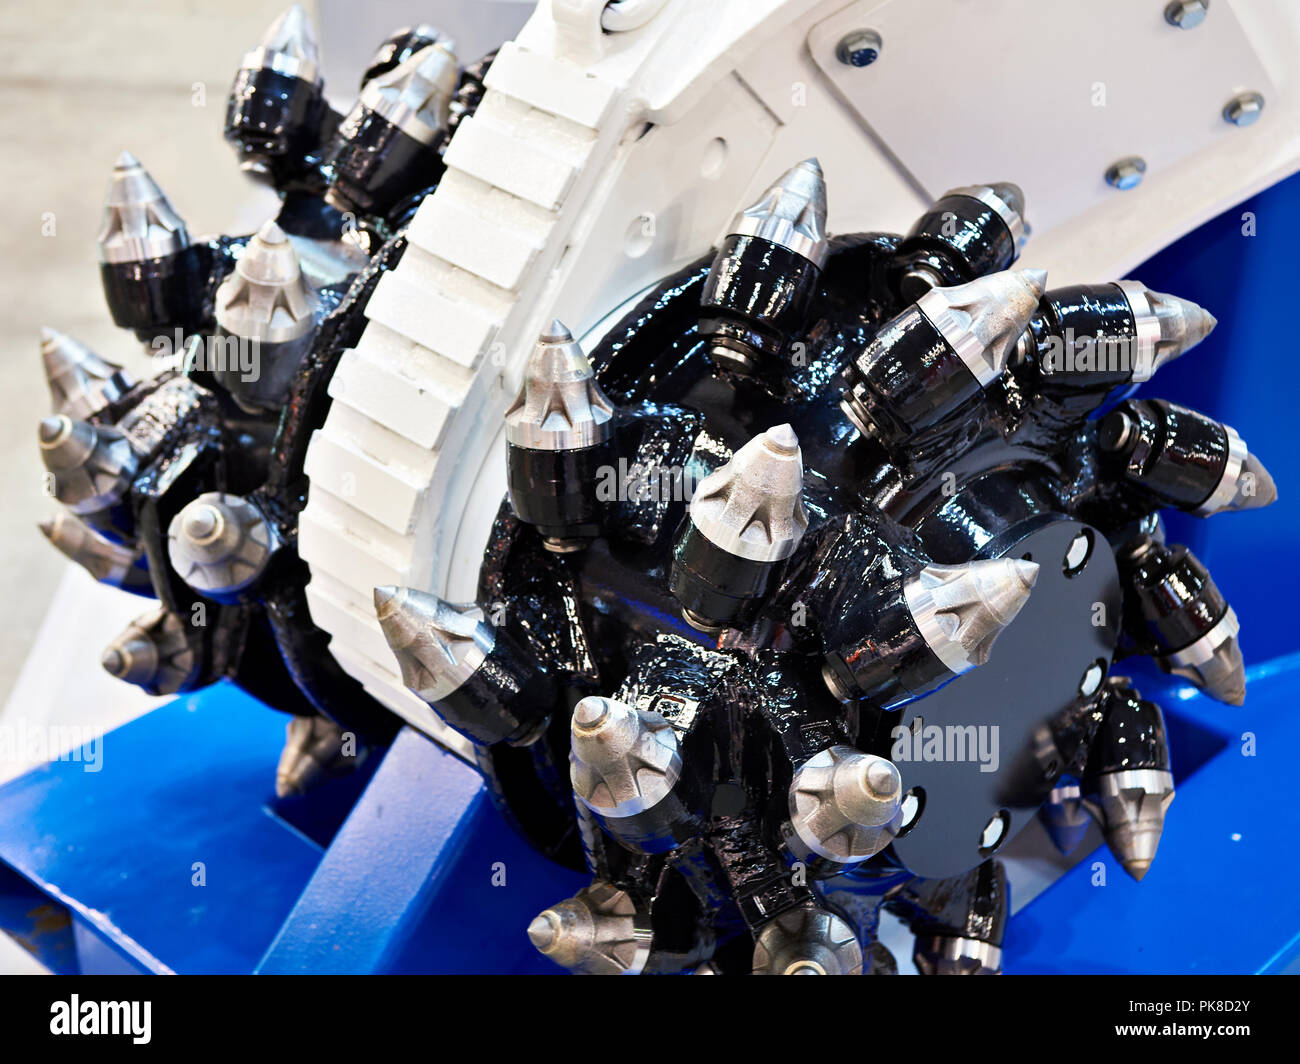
[2,174,1298,975]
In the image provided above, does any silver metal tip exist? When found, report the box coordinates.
[573,696,611,729]
[916,269,1047,386]
[527,914,557,951]
[728,159,830,268]
[256,219,287,244]
[1021,267,1048,296]
[689,429,809,563]
[1234,451,1278,510]
[114,150,141,170]
[38,415,68,446]
[100,647,126,677]
[373,585,399,615]
[505,329,613,451]
[1015,558,1040,589]
[764,423,799,454]
[905,557,1039,674]
[540,318,573,343]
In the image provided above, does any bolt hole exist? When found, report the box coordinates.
[1063,529,1093,578]
[700,137,727,180]
[896,786,925,838]
[979,810,1010,856]
[1079,659,1107,698]
[624,213,654,258]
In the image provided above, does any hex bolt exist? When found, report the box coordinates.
[1164,0,1208,29]
[1223,92,1265,128]
[1105,157,1146,191]
[836,29,882,68]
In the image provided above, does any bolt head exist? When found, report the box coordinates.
[1105,157,1146,191]
[1165,0,1208,29]
[836,30,881,68]
[1224,92,1264,128]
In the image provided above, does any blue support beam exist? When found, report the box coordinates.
[257,727,586,974]
[0,683,326,973]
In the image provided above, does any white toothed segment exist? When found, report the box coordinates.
[295,1,1007,736]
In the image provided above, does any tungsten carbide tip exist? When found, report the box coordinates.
[39,415,67,446]
[39,511,141,587]
[1163,607,1246,705]
[570,697,681,817]
[1021,267,1049,294]
[728,158,830,269]
[97,152,191,264]
[688,427,810,564]
[916,268,1047,387]
[751,905,863,976]
[358,43,458,144]
[100,642,145,681]
[38,416,138,515]
[372,585,398,616]
[504,323,614,451]
[1117,282,1217,381]
[100,608,194,695]
[275,714,363,798]
[167,493,276,596]
[1084,769,1175,882]
[527,913,559,952]
[1228,450,1277,512]
[41,328,133,419]
[765,422,799,454]
[527,883,650,975]
[789,746,903,864]
[573,695,611,730]
[214,220,316,344]
[1150,289,1217,359]
[246,4,321,82]
[540,318,572,343]
[905,557,1039,674]
[374,586,492,704]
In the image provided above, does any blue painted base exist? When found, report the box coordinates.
[2,173,1299,976]
[0,684,585,974]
